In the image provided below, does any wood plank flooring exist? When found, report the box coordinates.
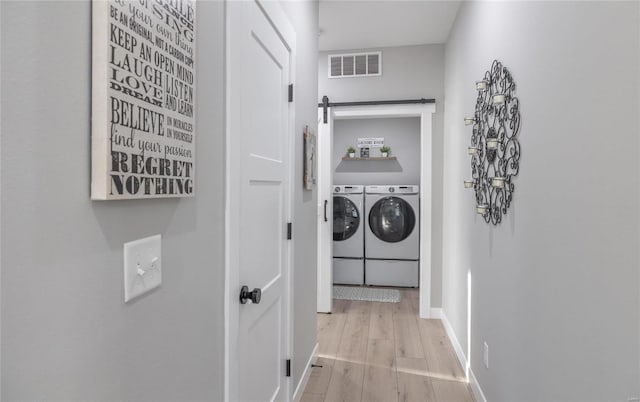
[301,289,475,402]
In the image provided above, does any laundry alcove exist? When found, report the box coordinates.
[316,99,436,318]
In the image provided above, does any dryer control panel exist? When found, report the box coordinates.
[365,185,419,194]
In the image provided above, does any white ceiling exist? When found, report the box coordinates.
[319,0,462,51]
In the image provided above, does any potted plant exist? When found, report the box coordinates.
[347,146,356,158]
[380,145,391,157]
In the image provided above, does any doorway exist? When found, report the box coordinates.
[317,102,436,318]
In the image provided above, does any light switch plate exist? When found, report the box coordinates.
[124,234,162,302]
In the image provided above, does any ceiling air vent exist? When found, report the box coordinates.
[328,51,382,78]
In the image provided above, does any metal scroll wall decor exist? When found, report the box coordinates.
[464,60,521,225]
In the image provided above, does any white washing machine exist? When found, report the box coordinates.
[333,185,364,285]
[365,185,420,287]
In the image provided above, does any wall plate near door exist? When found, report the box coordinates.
[124,234,162,302]
[483,341,489,369]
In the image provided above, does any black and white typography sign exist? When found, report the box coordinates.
[357,137,384,148]
[91,0,196,200]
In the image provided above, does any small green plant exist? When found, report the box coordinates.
[347,146,356,154]
[380,145,391,154]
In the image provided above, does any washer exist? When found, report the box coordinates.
[333,185,364,285]
[365,185,420,287]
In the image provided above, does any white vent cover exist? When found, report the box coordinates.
[328,51,382,78]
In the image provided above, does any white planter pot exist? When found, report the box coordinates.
[349,153,355,158]
[381,152,388,157]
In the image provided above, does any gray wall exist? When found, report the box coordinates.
[319,44,445,307]
[281,0,320,390]
[333,117,421,185]
[442,1,640,401]
[1,0,318,400]
[1,1,224,400]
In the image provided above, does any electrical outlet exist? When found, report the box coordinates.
[124,234,162,302]
[483,342,489,369]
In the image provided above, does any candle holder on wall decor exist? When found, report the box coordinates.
[464,60,521,225]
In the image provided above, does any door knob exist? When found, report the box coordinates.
[239,285,262,304]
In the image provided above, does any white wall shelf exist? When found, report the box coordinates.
[341,156,397,161]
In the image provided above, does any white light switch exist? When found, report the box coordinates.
[124,234,162,302]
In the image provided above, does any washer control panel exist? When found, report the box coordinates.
[333,185,364,194]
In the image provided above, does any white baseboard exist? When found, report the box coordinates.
[469,366,488,402]
[439,311,487,402]
[293,343,319,402]
[430,307,443,319]
[439,311,467,372]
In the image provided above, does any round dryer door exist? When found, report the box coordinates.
[333,196,360,241]
[368,196,416,243]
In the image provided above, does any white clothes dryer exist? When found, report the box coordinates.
[365,185,420,287]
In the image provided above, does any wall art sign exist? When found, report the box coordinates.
[91,0,196,200]
[357,137,384,148]
[303,126,316,190]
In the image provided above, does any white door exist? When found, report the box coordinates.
[226,2,295,401]
[316,108,332,313]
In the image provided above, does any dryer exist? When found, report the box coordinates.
[333,185,364,285]
[365,185,419,287]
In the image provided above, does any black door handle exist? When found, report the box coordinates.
[324,199,328,222]
[239,285,262,304]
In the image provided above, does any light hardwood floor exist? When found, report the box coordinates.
[300,289,475,402]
